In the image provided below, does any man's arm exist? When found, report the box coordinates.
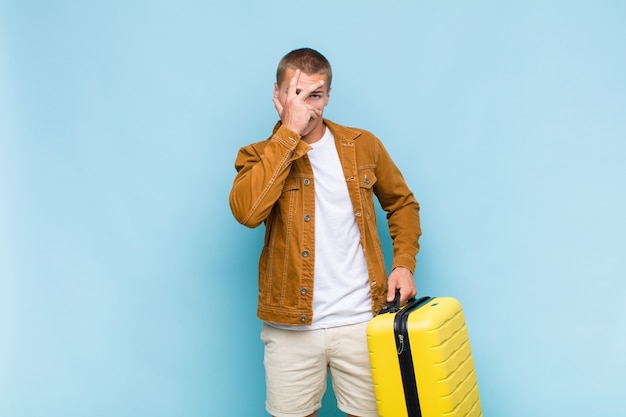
[372,140,422,304]
[229,128,307,228]
[229,69,324,227]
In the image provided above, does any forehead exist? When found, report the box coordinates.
[279,68,329,90]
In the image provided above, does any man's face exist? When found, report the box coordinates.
[274,68,331,137]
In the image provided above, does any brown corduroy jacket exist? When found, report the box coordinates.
[229,119,421,325]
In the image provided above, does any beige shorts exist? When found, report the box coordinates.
[260,321,378,417]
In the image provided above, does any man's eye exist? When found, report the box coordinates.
[310,94,321,100]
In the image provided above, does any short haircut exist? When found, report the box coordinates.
[276,48,332,88]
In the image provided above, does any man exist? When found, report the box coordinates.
[229,48,421,417]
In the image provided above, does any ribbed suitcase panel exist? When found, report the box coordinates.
[409,298,482,417]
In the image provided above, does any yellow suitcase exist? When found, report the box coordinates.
[366,294,482,417]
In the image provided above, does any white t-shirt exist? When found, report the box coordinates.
[289,126,373,329]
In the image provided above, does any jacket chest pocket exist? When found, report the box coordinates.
[358,168,377,191]
[275,176,301,219]
[357,168,377,217]
[282,176,301,193]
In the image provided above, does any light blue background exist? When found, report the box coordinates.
[2,1,625,416]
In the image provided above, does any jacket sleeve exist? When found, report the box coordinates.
[229,125,311,228]
[372,138,422,273]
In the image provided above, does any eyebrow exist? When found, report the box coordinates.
[293,88,324,95]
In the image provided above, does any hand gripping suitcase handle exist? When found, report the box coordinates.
[379,289,402,313]
[380,290,432,314]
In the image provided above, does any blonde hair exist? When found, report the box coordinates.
[276,48,332,88]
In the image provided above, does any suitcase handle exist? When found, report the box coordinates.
[380,289,403,314]
[380,290,431,314]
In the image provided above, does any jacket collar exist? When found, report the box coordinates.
[324,119,362,141]
[272,119,363,142]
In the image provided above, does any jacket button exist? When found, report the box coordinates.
[304,214,311,222]
[364,177,370,185]
[300,287,308,295]
[303,179,311,186]
[300,315,307,322]
[302,250,309,257]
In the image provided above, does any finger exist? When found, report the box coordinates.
[273,97,284,115]
[297,79,325,102]
[401,287,416,302]
[287,69,301,99]
[307,106,322,119]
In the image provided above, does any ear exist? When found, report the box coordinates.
[273,82,279,98]
[324,87,332,106]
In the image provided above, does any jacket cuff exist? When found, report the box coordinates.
[392,256,416,275]
[272,125,310,157]
[272,125,299,147]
